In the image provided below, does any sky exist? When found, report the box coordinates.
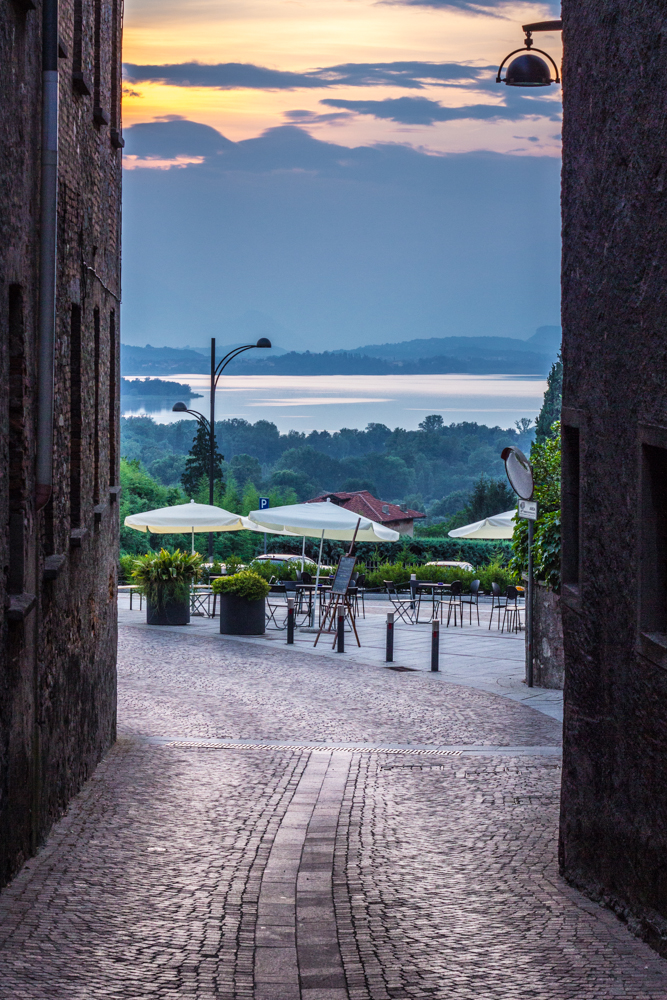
[121,0,562,352]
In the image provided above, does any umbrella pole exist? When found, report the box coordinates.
[311,529,325,627]
[192,528,194,555]
[301,535,306,572]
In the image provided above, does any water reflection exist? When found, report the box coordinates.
[121,373,548,432]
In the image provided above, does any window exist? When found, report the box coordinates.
[93,308,100,503]
[8,285,25,594]
[561,425,581,587]
[640,443,667,637]
[109,309,116,484]
[70,304,82,528]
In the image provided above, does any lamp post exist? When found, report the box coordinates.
[501,446,538,688]
[173,337,271,559]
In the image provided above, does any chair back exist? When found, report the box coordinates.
[356,574,366,589]
[470,579,480,596]
[450,580,462,596]
[491,581,501,597]
[301,571,312,585]
[384,580,397,595]
[506,585,519,603]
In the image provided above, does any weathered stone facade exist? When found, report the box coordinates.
[560,1,667,953]
[0,0,121,885]
[532,584,564,690]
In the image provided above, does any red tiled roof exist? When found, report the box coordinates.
[306,490,425,524]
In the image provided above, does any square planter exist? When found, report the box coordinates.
[219,593,265,635]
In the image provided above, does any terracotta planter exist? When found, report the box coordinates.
[146,597,190,626]
[218,593,265,635]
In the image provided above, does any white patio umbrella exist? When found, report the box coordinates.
[124,500,293,554]
[448,509,516,540]
[248,499,399,622]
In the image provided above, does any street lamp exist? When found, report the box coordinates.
[172,337,271,559]
[496,20,562,87]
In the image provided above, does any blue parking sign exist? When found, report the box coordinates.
[259,496,270,510]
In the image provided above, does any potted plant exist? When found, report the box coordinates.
[212,570,270,635]
[132,548,202,626]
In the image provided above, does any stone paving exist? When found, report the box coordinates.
[0,613,666,998]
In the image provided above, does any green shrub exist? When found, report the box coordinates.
[119,553,136,583]
[131,548,202,608]
[212,571,270,602]
[361,559,519,593]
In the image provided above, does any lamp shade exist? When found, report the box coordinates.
[505,52,553,86]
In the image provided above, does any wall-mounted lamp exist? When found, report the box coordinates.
[496,20,562,87]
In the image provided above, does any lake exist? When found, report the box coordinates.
[121,373,548,432]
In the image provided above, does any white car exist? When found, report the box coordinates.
[424,560,475,573]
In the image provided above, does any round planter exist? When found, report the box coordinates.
[218,593,265,635]
[146,598,190,626]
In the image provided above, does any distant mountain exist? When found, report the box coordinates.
[122,345,211,375]
[122,342,553,377]
[351,325,561,361]
[232,350,551,376]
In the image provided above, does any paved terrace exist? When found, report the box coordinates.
[0,595,664,998]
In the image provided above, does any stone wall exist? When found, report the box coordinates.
[560,1,667,955]
[532,584,563,690]
[0,0,122,886]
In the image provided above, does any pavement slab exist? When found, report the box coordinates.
[0,613,665,997]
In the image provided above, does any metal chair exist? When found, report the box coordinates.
[445,580,463,627]
[488,582,508,630]
[460,580,481,625]
[355,574,366,618]
[384,581,415,624]
[502,586,524,633]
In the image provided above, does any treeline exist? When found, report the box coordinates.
[121,413,533,511]
[120,377,202,397]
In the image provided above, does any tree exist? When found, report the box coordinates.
[535,357,562,444]
[466,474,516,521]
[181,423,225,497]
[231,453,263,490]
[339,478,378,495]
[418,414,444,433]
[515,417,534,434]
[221,474,241,514]
[509,423,561,589]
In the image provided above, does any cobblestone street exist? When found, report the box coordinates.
[1,619,666,998]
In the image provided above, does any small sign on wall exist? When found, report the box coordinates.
[518,499,538,520]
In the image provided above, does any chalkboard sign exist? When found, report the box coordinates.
[331,556,357,595]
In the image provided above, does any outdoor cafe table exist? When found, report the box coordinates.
[408,581,452,623]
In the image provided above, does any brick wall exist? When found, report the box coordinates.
[0,0,122,885]
[560,1,667,953]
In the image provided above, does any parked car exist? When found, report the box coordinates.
[254,553,318,570]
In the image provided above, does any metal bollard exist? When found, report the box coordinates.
[337,609,345,653]
[287,597,295,644]
[386,612,394,662]
[431,618,439,672]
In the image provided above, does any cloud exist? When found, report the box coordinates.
[121,120,561,352]
[122,59,496,92]
[319,94,561,125]
[388,0,560,14]
[284,109,354,126]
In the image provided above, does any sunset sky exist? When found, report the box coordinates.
[120,0,563,352]
[122,0,562,157]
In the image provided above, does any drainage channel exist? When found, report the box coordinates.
[141,736,561,757]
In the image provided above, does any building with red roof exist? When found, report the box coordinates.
[307,490,425,537]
